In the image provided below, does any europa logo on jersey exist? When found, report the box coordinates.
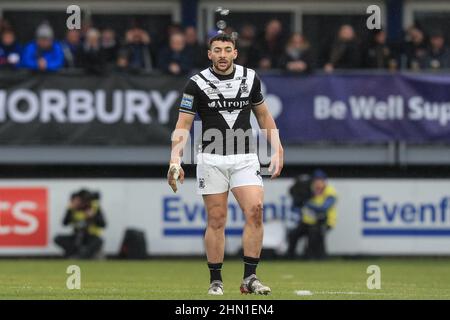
[361,195,450,236]
[162,195,298,237]
[0,188,48,246]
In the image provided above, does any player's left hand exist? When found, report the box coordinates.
[269,148,284,179]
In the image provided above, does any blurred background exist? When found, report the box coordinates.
[1,0,450,259]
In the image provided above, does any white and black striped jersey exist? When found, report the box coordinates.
[179,64,265,155]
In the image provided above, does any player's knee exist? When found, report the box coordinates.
[207,209,226,231]
[246,202,263,227]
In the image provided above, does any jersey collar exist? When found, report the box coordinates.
[209,64,236,80]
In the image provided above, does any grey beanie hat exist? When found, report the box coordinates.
[36,23,54,39]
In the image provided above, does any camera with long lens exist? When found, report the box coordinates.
[289,174,312,208]
[90,191,101,201]
[71,189,101,209]
[70,189,101,237]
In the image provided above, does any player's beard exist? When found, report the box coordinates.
[213,58,233,73]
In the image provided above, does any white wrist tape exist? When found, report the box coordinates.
[169,163,181,180]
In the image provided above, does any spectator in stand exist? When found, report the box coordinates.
[364,29,397,70]
[101,28,119,70]
[117,26,154,72]
[159,23,184,48]
[21,22,64,72]
[278,33,313,74]
[0,29,21,69]
[184,25,207,69]
[80,28,106,74]
[423,30,450,70]
[402,26,427,70]
[222,26,236,37]
[157,32,193,75]
[235,24,259,69]
[0,18,12,35]
[256,19,286,70]
[324,24,361,73]
[167,23,184,38]
[61,29,82,68]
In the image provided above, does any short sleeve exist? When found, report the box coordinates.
[179,79,199,115]
[250,73,265,106]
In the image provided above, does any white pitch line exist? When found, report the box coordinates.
[313,291,392,296]
[295,290,394,296]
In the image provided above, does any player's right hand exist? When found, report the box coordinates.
[167,163,185,193]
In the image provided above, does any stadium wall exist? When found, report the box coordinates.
[1,178,450,256]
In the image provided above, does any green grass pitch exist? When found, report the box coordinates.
[0,258,449,299]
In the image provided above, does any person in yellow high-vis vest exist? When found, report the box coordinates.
[287,169,337,259]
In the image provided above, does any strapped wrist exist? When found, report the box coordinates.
[170,156,182,165]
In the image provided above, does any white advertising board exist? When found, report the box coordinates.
[0,178,449,255]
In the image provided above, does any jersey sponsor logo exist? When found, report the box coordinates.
[207,99,250,109]
[181,94,194,109]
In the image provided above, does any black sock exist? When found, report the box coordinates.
[208,262,223,283]
[243,256,260,279]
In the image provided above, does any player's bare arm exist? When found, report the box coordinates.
[252,102,284,179]
[167,112,194,192]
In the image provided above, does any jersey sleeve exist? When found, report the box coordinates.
[250,73,265,106]
[179,79,199,115]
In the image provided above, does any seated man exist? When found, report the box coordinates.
[54,189,106,259]
[287,170,337,259]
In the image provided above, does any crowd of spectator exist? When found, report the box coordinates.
[1,17,450,75]
[0,18,208,75]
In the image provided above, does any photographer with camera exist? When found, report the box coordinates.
[286,170,337,260]
[54,189,107,259]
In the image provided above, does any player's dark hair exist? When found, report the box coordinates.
[209,33,235,49]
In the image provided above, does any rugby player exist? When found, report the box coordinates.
[168,33,284,295]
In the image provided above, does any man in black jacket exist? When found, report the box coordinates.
[278,33,314,73]
[324,25,361,72]
[157,32,193,75]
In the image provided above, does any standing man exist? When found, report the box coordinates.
[168,33,283,295]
